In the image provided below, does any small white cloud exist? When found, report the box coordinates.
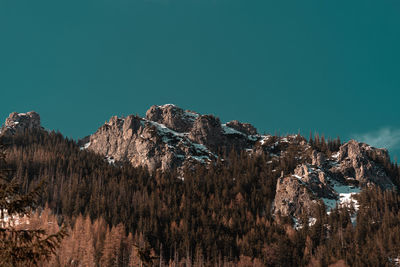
[352,127,400,150]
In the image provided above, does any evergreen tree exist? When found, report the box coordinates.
[0,144,66,266]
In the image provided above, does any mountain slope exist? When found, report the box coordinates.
[1,106,397,223]
[1,108,400,265]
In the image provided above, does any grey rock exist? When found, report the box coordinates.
[1,111,42,135]
[311,150,326,166]
[145,104,198,133]
[188,115,224,152]
[337,140,394,189]
[226,120,258,135]
[293,164,336,199]
[87,113,216,172]
[273,175,318,218]
[273,139,395,221]
[85,105,262,172]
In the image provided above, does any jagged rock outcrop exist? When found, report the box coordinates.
[273,140,395,220]
[85,104,260,172]
[335,140,393,189]
[85,114,203,172]
[188,115,224,152]
[226,120,258,136]
[1,111,42,135]
[274,174,319,218]
[311,151,325,166]
[293,164,336,198]
[146,104,198,133]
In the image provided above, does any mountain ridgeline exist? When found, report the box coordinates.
[1,105,400,266]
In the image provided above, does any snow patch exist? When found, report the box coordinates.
[308,217,317,227]
[160,104,176,108]
[323,178,360,215]
[293,217,317,230]
[331,152,340,159]
[292,174,302,180]
[148,121,185,138]
[1,209,27,227]
[105,156,115,165]
[80,142,91,151]
[222,124,245,135]
[190,155,211,163]
[184,111,199,121]
[248,135,258,141]
[322,198,338,211]
[260,135,271,145]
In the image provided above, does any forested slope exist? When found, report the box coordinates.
[2,129,400,266]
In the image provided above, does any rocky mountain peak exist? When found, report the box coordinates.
[337,140,393,189]
[145,104,199,133]
[188,115,224,152]
[273,139,395,221]
[1,111,42,135]
[338,139,389,162]
[84,104,260,172]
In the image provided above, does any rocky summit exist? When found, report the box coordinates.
[82,104,260,172]
[0,111,42,135]
[273,139,395,221]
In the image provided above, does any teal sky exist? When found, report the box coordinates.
[1,0,399,159]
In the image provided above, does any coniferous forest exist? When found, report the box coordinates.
[2,129,400,266]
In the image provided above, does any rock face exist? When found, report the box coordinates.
[336,140,393,189]
[1,112,42,135]
[273,140,396,220]
[226,120,258,136]
[85,104,260,172]
[274,175,320,218]
[146,104,198,133]
[188,115,224,152]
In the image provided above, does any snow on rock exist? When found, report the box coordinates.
[80,142,91,150]
[247,135,259,142]
[309,217,317,227]
[190,155,211,163]
[84,104,266,172]
[184,110,200,121]
[293,217,317,230]
[222,124,245,135]
[331,151,340,159]
[2,111,42,135]
[292,174,303,180]
[147,120,185,138]
[147,119,217,163]
[1,209,28,227]
[322,177,360,213]
[259,135,272,145]
[105,156,115,165]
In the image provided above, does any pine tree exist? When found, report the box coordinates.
[0,144,66,266]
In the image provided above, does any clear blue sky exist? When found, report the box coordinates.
[0,0,399,159]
